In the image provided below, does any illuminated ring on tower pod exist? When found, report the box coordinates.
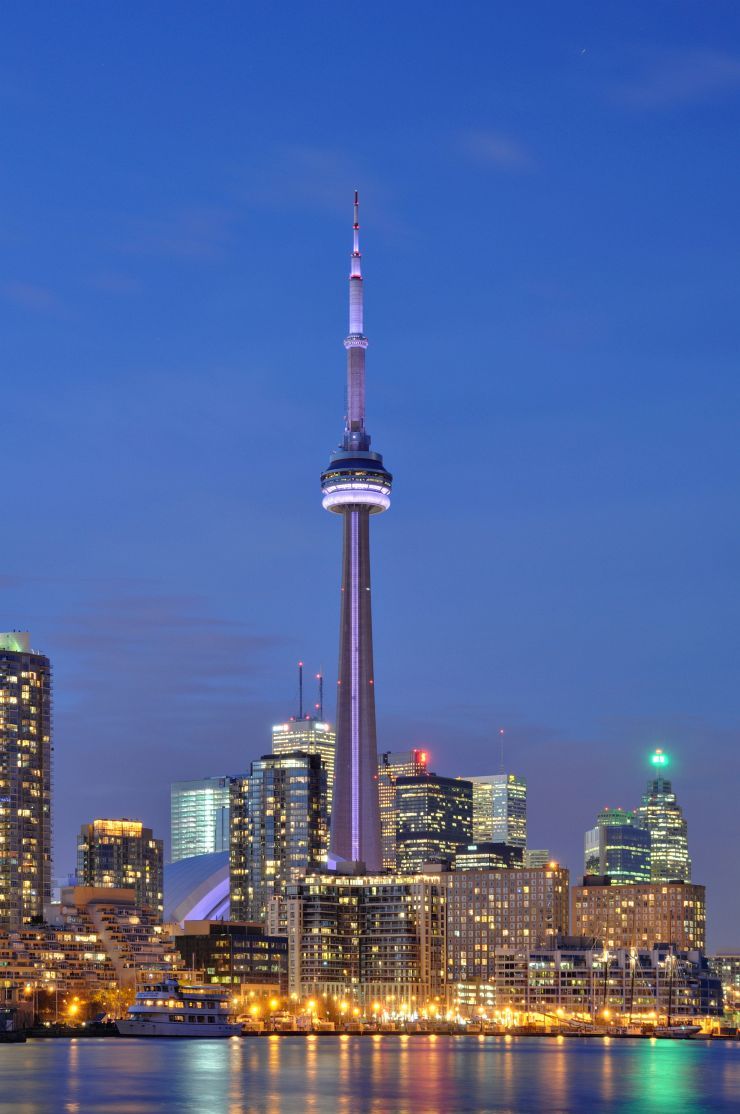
[322,485,390,512]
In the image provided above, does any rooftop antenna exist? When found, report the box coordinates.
[499,727,505,774]
[316,671,324,720]
[298,661,304,720]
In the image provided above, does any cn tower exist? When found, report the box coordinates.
[321,193,391,870]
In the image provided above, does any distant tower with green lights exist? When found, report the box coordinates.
[636,748,691,882]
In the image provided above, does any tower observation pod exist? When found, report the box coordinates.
[321,193,392,871]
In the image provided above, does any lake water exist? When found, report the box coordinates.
[1,1035,738,1113]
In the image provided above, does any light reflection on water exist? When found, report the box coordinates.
[0,1036,739,1114]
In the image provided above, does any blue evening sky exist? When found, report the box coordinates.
[2,3,739,947]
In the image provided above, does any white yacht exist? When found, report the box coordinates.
[117,978,241,1038]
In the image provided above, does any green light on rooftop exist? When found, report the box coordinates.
[650,749,668,767]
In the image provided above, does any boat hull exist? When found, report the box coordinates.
[117,1020,240,1039]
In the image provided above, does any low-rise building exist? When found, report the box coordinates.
[173,920,287,994]
[473,938,722,1020]
[0,887,177,998]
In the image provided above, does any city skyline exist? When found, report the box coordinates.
[2,3,739,949]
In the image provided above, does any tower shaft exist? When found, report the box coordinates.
[332,507,382,866]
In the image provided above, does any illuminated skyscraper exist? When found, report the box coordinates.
[321,194,392,871]
[464,773,527,849]
[77,819,164,918]
[0,632,52,930]
[396,774,473,873]
[635,749,691,882]
[583,807,651,883]
[272,719,336,815]
[230,752,328,923]
[170,777,232,863]
[378,749,428,871]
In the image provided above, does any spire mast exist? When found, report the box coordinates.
[344,190,368,448]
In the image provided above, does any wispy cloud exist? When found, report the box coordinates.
[89,271,142,295]
[616,48,740,109]
[461,130,535,172]
[1,279,63,313]
[119,205,238,261]
[239,143,400,232]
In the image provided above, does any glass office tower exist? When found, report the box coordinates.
[170,777,232,863]
[464,773,527,848]
[584,807,651,882]
[395,774,473,873]
[636,750,691,881]
[378,749,429,871]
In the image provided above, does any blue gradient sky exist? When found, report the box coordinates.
[2,3,739,947]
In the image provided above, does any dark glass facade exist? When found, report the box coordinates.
[395,774,473,873]
[174,921,287,992]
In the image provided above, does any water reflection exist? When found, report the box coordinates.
[2,1036,739,1113]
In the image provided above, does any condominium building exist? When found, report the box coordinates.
[0,632,52,930]
[77,820,164,919]
[396,774,472,872]
[464,774,527,849]
[285,869,447,1007]
[0,886,177,995]
[230,753,328,924]
[572,879,706,951]
[445,865,570,986]
[170,778,232,863]
[378,749,429,871]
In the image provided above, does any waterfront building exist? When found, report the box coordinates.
[453,842,523,871]
[478,938,722,1020]
[572,878,706,951]
[464,774,527,848]
[77,819,164,919]
[0,632,52,931]
[709,955,740,1017]
[286,869,447,1007]
[321,194,392,871]
[272,717,336,816]
[395,774,473,872]
[635,750,691,882]
[378,749,429,871]
[584,807,651,883]
[229,753,328,924]
[170,778,232,863]
[173,920,287,994]
[524,849,551,869]
[0,886,176,996]
[445,865,570,988]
